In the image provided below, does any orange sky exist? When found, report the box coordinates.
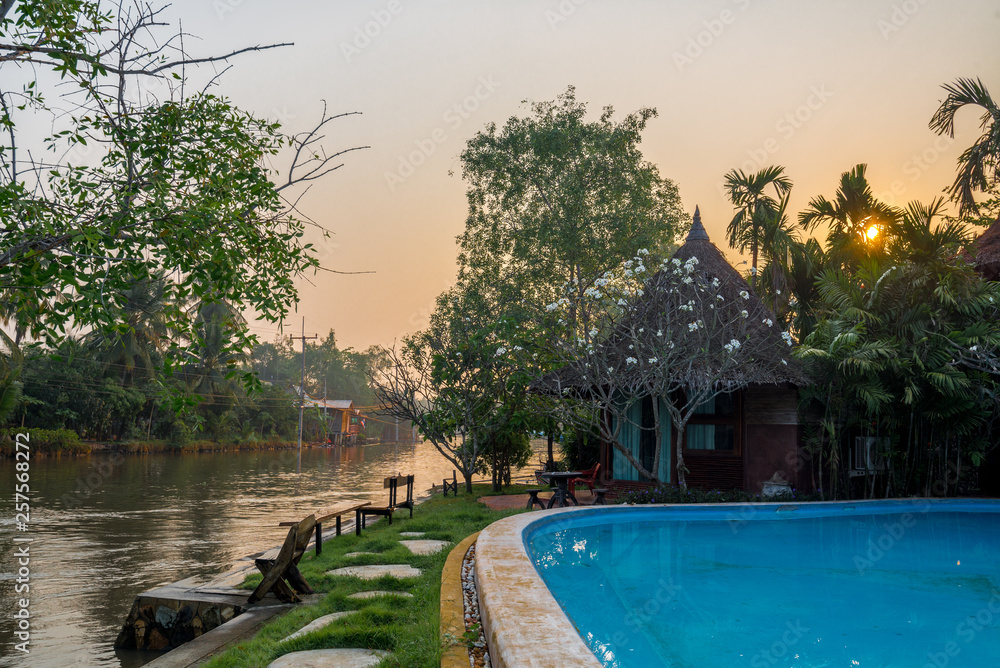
[169,0,1000,351]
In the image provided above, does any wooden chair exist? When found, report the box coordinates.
[568,463,601,494]
[357,475,414,533]
[442,470,458,497]
[249,514,316,604]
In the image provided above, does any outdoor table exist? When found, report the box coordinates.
[540,471,582,508]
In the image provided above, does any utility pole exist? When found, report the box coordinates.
[291,317,317,473]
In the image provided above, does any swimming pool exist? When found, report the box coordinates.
[475,500,1000,668]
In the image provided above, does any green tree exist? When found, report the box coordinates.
[0,329,22,425]
[929,77,1000,217]
[723,165,793,291]
[0,1,365,372]
[456,86,686,338]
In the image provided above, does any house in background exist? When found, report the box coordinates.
[294,388,363,444]
[543,209,811,494]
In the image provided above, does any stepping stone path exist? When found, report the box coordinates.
[280,611,355,643]
[327,564,422,580]
[400,540,450,556]
[399,531,425,537]
[267,648,388,668]
[348,590,413,600]
[343,551,376,558]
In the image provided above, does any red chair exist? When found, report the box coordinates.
[568,463,601,494]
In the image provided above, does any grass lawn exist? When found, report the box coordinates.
[202,484,536,668]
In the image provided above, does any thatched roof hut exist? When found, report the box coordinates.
[539,207,811,493]
[967,215,1000,280]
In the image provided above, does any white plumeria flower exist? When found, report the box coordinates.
[495,347,507,356]
[648,357,658,363]
[638,248,650,256]
[781,359,788,365]
[608,367,614,373]
[617,298,627,306]
[781,332,794,346]
[740,290,750,300]
[657,329,663,337]
[741,309,749,318]
[546,302,559,312]
[688,322,698,331]
[682,276,693,285]
[589,328,598,337]
[626,356,637,365]
[763,319,773,327]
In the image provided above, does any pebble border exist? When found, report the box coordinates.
[461,543,491,668]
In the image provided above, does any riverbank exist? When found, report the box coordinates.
[0,429,415,458]
[197,485,535,668]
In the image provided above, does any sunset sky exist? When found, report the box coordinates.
[165,0,1000,352]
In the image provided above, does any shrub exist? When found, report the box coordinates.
[0,428,90,455]
[615,483,814,505]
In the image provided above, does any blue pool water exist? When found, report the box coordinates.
[525,500,1000,668]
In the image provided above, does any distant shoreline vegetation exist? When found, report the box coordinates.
[0,429,321,458]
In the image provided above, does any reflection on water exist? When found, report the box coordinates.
[0,441,545,666]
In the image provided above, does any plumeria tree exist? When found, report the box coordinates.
[540,235,801,488]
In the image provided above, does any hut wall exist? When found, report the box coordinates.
[743,386,806,493]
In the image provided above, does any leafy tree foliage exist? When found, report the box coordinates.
[0,1,365,382]
[456,86,687,337]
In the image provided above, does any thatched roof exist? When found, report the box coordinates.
[967,215,1000,280]
[535,207,808,393]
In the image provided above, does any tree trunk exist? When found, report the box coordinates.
[546,433,554,471]
[675,422,687,489]
[464,469,474,494]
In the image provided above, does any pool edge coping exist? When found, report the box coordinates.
[476,506,604,668]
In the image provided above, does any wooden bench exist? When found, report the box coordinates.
[249,515,315,604]
[278,501,371,555]
[357,475,414,533]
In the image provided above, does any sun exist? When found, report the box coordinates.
[865,224,879,241]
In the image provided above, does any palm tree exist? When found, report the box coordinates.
[929,77,1000,217]
[798,164,898,272]
[889,196,971,265]
[724,165,793,290]
[85,273,170,385]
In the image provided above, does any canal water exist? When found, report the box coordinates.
[0,440,547,666]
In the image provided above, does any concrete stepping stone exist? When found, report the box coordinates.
[280,611,355,643]
[267,648,388,668]
[327,564,422,580]
[400,539,450,556]
[348,590,413,600]
[343,551,377,558]
[398,531,425,537]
